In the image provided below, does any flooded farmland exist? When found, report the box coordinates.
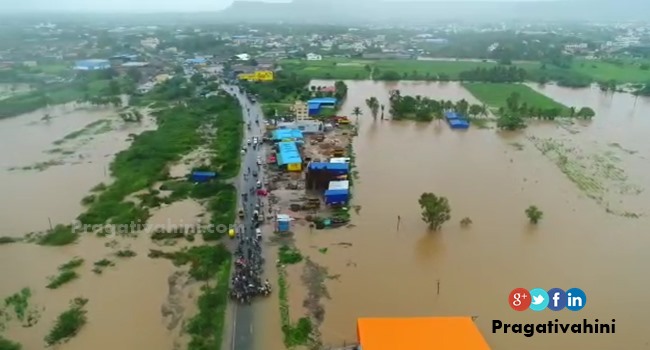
[257,80,649,350]
[0,104,205,350]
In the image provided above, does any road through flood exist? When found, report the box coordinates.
[256,80,650,350]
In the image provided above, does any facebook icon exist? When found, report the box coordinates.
[547,288,567,311]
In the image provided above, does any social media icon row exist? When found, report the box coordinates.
[509,288,586,311]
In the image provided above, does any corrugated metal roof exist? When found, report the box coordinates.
[328,180,349,190]
[325,189,349,196]
[277,141,302,165]
[308,97,337,104]
[272,128,303,140]
[309,162,349,171]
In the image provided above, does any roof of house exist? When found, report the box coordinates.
[325,189,349,196]
[356,317,491,350]
[309,162,349,171]
[272,128,304,140]
[277,141,302,165]
[445,111,466,120]
[308,97,337,105]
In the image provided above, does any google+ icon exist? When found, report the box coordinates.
[508,288,586,311]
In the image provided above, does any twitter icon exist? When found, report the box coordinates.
[529,288,549,311]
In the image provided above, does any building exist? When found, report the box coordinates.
[291,101,309,120]
[74,59,111,71]
[306,162,349,190]
[185,57,207,66]
[277,120,324,134]
[140,37,160,49]
[121,62,149,68]
[154,74,171,83]
[356,317,491,350]
[272,129,304,142]
[237,70,274,82]
[277,141,302,172]
[306,53,322,61]
[307,97,337,116]
[235,53,251,61]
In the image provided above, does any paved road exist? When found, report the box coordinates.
[225,85,266,350]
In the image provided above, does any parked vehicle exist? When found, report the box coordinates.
[256,180,262,189]
[238,209,244,218]
[253,137,258,144]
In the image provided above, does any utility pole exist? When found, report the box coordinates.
[437,279,440,295]
[48,217,53,231]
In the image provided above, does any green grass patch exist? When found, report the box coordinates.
[277,264,313,348]
[59,257,84,270]
[46,271,79,289]
[92,259,115,274]
[571,58,650,83]
[148,244,230,281]
[116,249,137,258]
[281,59,370,80]
[185,254,232,350]
[278,245,303,265]
[37,225,79,246]
[52,119,111,145]
[0,336,22,350]
[48,258,84,290]
[204,185,236,241]
[280,58,541,81]
[4,288,32,322]
[463,83,568,112]
[44,297,88,346]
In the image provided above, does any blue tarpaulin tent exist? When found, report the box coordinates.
[191,171,216,183]
[445,111,470,129]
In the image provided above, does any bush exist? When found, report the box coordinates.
[46,271,79,289]
[0,336,21,350]
[38,225,79,246]
[44,297,88,346]
[278,245,303,265]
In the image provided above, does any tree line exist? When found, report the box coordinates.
[496,92,596,130]
[386,89,487,121]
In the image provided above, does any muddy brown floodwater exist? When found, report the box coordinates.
[256,80,650,350]
[0,104,205,350]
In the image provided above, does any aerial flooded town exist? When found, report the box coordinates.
[1,1,650,349]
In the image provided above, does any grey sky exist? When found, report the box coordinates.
[3,0,556,13]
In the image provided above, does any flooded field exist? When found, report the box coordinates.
[258,80,650,349]
[0,105,206,350]
[0,103,155,236]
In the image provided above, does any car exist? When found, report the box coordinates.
[256,180,262,189]
[253,171,258,177]
[256,159,262,165]
[247,139,251,145]
[253,137,259,144]
[241,147,246,154]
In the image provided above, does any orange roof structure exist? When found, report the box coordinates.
[356,317,491,350]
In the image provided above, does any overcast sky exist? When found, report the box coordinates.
[3,0,557,13]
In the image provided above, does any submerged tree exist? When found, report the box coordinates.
[365,97,379,119]
[418,193,451,231]
[525,205,543,224]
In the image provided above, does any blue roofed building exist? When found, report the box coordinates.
[307,97,337,116]
[272,128,304,141]
[74,59,111,71]
[306,162,350,190]
[277,141,302,171]
[445,111,470,129]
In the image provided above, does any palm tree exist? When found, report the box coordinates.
[352,106,362,123]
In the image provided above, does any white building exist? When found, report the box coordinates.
[235,53,251,61]
[306,53,322,61]
[140,37,160,49]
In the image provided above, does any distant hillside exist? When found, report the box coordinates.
[215,0,650,23]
